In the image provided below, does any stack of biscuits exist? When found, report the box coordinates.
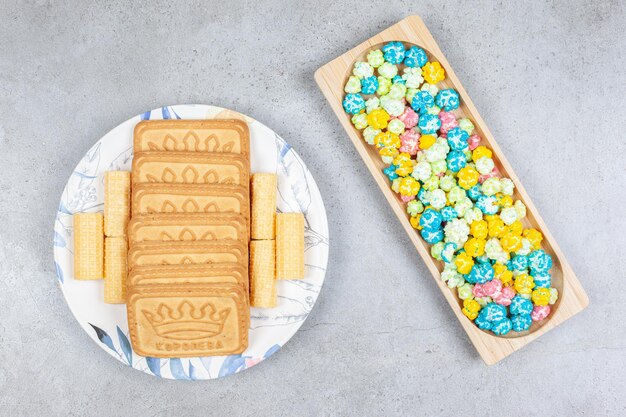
[126,119,251,358]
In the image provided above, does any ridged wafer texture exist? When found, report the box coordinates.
[276,213,305,279]
[127,213,248,246]
[73,213,104,280]
[104,237,127,303]
[133,119,250,156]
[128,241,247,269]
[251,173,277,240]
[132,152,249,190]
[104,171,131,237]
[128,263,248,289]
[126,284,249,358]
[132,183,249,220]
[250,240,276,308]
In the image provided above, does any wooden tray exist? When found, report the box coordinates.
[315,15,588,365]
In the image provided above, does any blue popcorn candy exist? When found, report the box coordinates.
[533,273,551,289]
[528,250,553,274]
[474,312,493,330]
[435,88,460,111]
[441,242,457,263]
[440,206,458,221]
[382,41,406,64]
[417,113,441,134]
[510,295,533,316]
[446,150,467,173]
[383,164,399,181]
[417,187,430,205]
[420,208,443,229]
[476,195,499,215]
[511,314,532,332]
[510,255,529,271]
[481,303,506,322]
[469,263,495,284]
[446,127,469,151]
[420,227,444,244]
[467,184,484,201]
[411,90,435,113]
[360,76,379,95]
[403,46,428,68]
[342,93,366,114]
[392,75,405,85]
[491,316,513,335]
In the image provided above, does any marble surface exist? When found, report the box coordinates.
[1,1,625,415]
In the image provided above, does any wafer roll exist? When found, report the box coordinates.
[104,237,127,303]
[275,213,305,279]
[74,213,104,280]
[251,173,277,240]
[104,171,131,237]
[250,240,276,307]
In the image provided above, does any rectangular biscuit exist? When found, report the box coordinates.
[104,171,131,237]
[128,263,248,288]
[132,183,249,219]
[132,152,249,189]
[276,213,305,279]
[250,240,276,308]
[73,213,104,280]
[104,237,127,303]
[127,285,249,358]
[128,241,247,269]
[127,213,248,246]
[251,173,277,240]
[133,119,250,157]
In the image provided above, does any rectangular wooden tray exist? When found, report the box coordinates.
[315,15,588,365]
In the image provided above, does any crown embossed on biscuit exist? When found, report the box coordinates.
[143,301,230,340]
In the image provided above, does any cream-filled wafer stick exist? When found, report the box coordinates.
[250,240,276,307]
[74,213,104,280]
[251,173,277,240]
[104,171,131,237]
[104,237,127,303]
[275,213,304,279]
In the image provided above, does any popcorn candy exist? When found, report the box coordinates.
[388,83,407,100]
[493,285,515,306]
[429,189,446,209]
[422,61,445,84]
[474,312,493,330]
[383,164,398,181]
[417,113,441,134]
[388,118,406,135]
[513,273,534,295]
[342,93,366,114]
[406,200,424,216]
[439,174,456,192]
[378,62,398,79]
[424,142,448,162]
[495,193,513,208]
[455,252,474,274]
[475,296,493,307]
[514,200,527,219]
[351,113,368,130]
[446,150,467,173]
[493,263,513,286]
[467,263,494,284]
[382,41,406,64]
[491,317,513,335]
[418,134,436,150]
[549,288,558,304]
[458,118,474,134]
[481,177,502,196]
[430,241,445,260]
[435,88,460,111]
[403,45,428,68]
[398,176,421,197]
[420,82,439,98]
[533,272,551,289]
[499,206,518,225]
[531,287,551,306]
[441,206,458,221]
[480,303,506,322]
[467,184,483,201]
[458,283,474,300]
[344,75,362,93]
[367,49,385,68]
[420,208,443,229]
[509,255,528,271]
[457,166,479,189]
[399,130,420,155]
[375,131,400,149]
[476,195,499,215]
[446,272,466,288]
[421,227,444,244]
[528,250,553,275]
[462,299,482,320]
[485,238,509,264]
[486,215,506,237]
[365,97,380,113]
[499,178,515,195]
[475,156,495,175]
[511,314,532,332]
[464,237,486,258]
[510,295,533,316]
[446,127,469,151]
[367,109,390,130]
[454,197,473,217]
[444,218,470,247]
[361,76,379,94]
[448,186,466,203]
[431,159,448,175]
[411,90,434,113]
[441,242,457,263]
[397,107,419,129]
[380,95,405,117]
[500,232,523,253]
[402,67,424,88]
[470,219,488,240]
[353,61,374,78]
[531,305,551,321]
[362,126,380,145]
[393,152,414,176]
[379,146,399,164]
[462,206,483,224]
[467,134,481,150]
[523,228,543,250]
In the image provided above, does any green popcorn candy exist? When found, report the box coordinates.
[351,113,368,130]
[367,49,385,68]
[431,241,445,260]
[378,62,398,79]
[407,200,424,216]
[481,177,501,196]
[344,75,362,93]
[448,186,466,203]
[353,61,374,78]
[405,88,418,104]
[387,119,405,135]
[458,118,475,134]
[362,127,380,145]
[411,161,432,182]
[439,174,456,192]
[365,97,380,113]
[377,76,392,95]
[430,159,448,176]
[422,175,440,191]
[457,283,474,300]
[387,83,407,100]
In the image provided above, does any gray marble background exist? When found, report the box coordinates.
[1,0,625,416]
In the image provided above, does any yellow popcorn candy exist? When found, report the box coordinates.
[523,228,544,250]
[422,61,445,84]
[500,232,523,253]
[470,220,488,240]
[393,153,414,177]
[532,287,551,306]
[457,166,480,190]
[464,237,486,258]
[472,145,493,161]
[410,214,422,230]
[507,220,524,236]
[493,263,514,286]
[379,146,399,160]
[514,273,535,295]
[419,134,436,150]
[462,299,481,320]
[367,108,390,130]
[375,131,400,149]
[495,193,513,208]
[398,176,420,197]
[455,252,474,274]
[487,215,506,238]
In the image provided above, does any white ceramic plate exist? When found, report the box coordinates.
[53,105,329,380]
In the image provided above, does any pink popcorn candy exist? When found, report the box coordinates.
[397,107,419,129]
[479,167,499,184]
[531,305,551,321]
[399,130,420,155]
[468,134,481,150]
[482,279,502,297]
[438,111,458,134]
[493,286,515,306]
[400,195,415,203]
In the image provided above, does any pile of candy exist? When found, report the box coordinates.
[342,42,558,336]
